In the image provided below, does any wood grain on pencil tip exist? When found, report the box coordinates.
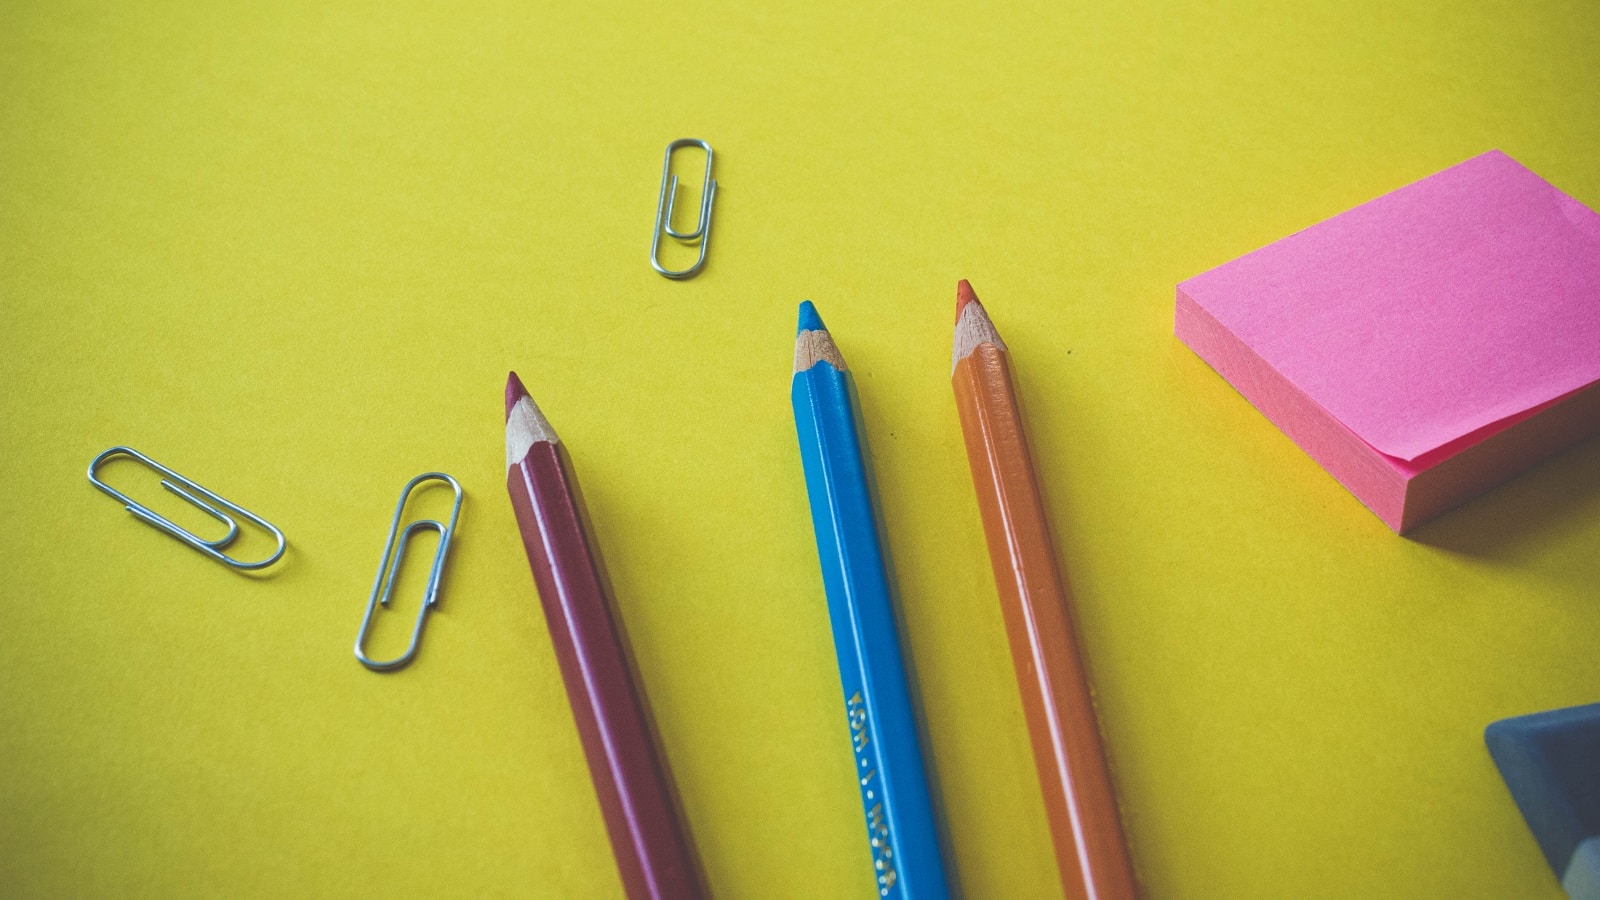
[950,285,1139,900]
[795,300,847,373]
[504,372,704,900]
[952,283,1007,374]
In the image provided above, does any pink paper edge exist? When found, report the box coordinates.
[1178,150,1600,462]
[1177,288,1600,532]
[1175,287,1408,531]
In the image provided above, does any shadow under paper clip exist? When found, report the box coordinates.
[87,445,288,572]
[650,138,717,280]
[354,472,463,673]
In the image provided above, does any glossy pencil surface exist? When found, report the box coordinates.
[791,303,951,900]
[950,283,1138,900]
[504,373,704,900]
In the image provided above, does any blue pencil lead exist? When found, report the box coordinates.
[797,300,827,335]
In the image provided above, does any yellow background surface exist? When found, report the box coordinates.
[3,2,1598,897]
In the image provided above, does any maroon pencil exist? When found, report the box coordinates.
[504,372,704,900]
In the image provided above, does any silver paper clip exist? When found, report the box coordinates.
[87,446,287,570]
[650,138,717,279]
[355,473,463,672]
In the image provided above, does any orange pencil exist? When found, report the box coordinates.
[950,281,1138,900]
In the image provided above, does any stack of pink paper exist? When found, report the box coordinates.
[1177,150,1600,533]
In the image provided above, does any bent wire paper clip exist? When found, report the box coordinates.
[354,472,463,672]
[87,446,287,570]
[650,138,717,279]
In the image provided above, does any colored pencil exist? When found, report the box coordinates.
[949,281,1138,900]
[504,372,704,900]
[791,302,952,900]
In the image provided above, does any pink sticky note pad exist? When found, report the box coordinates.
[1177,151,1600,533]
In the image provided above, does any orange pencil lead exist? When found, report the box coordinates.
[955,279,982,321]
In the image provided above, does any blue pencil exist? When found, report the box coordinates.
[790,301,951,900]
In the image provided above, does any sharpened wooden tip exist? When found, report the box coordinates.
[794,302,848,373]
[952,292,1007,372]
[505,374,559,471]
[795,328,848,373]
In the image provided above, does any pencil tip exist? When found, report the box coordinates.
[504,373,560,455]
[951,283,1006,368]
[505,371,529,419]
[955,279,981,322]
[797,300,826,335]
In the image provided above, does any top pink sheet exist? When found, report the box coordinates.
[1179,150,1600,462]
